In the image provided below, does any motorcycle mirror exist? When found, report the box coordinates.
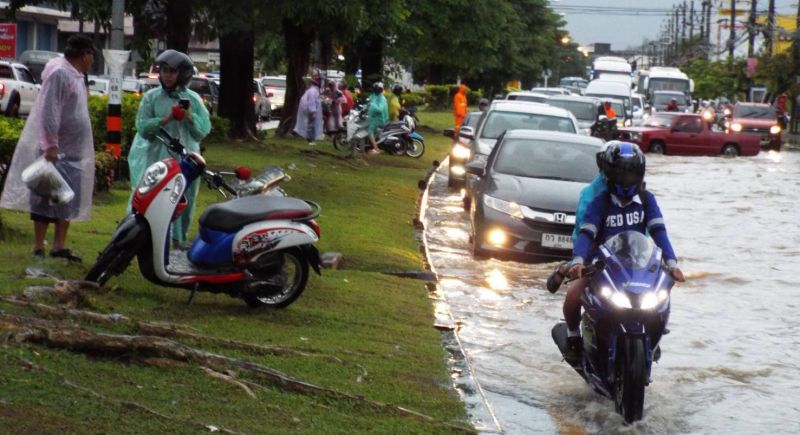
[235,166,252,180]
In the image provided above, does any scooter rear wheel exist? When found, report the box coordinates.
[243,248,309,308]
[332,132,353,157]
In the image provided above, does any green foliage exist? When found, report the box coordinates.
[93,151,117,193]
[87,93,141,156]
[422,85,483,109]
[0,116,25,168]
[400,92,427,108]
[684,58,745,101]
[208,115,230,141]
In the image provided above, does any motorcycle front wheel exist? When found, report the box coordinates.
[614,336,647,423]
[406,138,425,158]
[243,247,309,308]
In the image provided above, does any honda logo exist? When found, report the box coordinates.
[553,212,566,223]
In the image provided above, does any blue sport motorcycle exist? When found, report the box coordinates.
[552,231,674,423]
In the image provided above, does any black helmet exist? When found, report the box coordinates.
[478,98,490,110]
[155,49,194,90]
[599,141,645,199]
[392,84,403,95]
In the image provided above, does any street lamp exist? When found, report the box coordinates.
[561,35,571,45]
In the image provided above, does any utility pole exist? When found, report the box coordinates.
[706,0,712,47]
[690,0,695,40]
[748,0,757,57]
[700,0,705,41]
[729,0,736,58]
[104,0,128,160]
[682,1,688,42]
[674,6,680,57]
[767,0,776,55]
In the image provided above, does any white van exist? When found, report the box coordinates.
[583,79,633,122]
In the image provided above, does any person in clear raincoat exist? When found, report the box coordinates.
[293,72,324,144]
[127,49,211,249]
[0,35,97,262]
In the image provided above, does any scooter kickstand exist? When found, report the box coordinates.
[186,282,200,305]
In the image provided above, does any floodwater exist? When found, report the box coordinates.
[422,150,800,434]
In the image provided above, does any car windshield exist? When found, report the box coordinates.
[88,80,108,93]
[547,100,596,121]
[262,78,286,88]
[643,114,675,128]
[492,138,597,182]
[481,111,575,138]
[122,79,140,92]
[588,93,631,111]
[190,78,212,95]
[733,105,775,119]
[508,94,548,103]
[654,93,682,105]
[533,89,563,96]
[649,77,689,93]
[602,231,656,270]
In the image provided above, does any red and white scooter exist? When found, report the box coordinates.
[85,128,321,308]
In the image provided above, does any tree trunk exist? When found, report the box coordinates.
[165,0,193,52]
[277,19,314,137]
[219,28,257,139]
[359,34,383,90]
[428,64,443,84]
[343,43,360,78]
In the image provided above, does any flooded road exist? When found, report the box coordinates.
[423,150,800,434]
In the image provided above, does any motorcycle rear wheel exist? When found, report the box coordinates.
[332,132,353,156]
[406,138,425,158]
[85,245,135,287]
[614,336,647,423]
[243,248,309,308]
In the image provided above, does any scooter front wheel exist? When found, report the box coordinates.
[85,245,135,287]
[406,138,425,158]
[243,247,309,308]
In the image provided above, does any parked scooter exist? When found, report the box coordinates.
[332,104,425,158]
[85,128,322,308]
[552,231,675,424]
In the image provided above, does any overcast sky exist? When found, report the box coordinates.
[557,0,799,50]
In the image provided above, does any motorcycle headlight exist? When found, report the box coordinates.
[483,195,524,219]
[137,161,168,195]
[452,143,471,159]
[640,289,670,310]
[730,123,742,132]
[610,292,632,309]
[770,125,781,135]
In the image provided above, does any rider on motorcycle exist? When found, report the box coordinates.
[386,84,403,121]
[561,142,685,363]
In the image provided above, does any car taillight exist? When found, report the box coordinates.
[252,95,257,103]
[0,83,5,99]
[308,219,321,238]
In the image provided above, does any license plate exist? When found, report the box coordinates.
[759,136,771,145]
[541,233,572,249]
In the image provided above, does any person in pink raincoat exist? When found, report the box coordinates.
[324,80,346,133]
[293,72,324,145]
[0,34,97,262]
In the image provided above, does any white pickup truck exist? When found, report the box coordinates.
[0,61,40,117]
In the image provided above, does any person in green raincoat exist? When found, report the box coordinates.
[367,81,388,155]
[127,50,211,248]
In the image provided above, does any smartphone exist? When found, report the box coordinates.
[179,98,190,110]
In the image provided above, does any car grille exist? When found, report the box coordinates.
[741,126,769,134]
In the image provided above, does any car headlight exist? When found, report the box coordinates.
[624,119,632,127]
[642,112,650,120]
[581,128,592,136]
[640,289,670,310]
[616,120,624,128]
[137,161,168,194]
[770,125,781,135]
[483,195,524,219]
[730,122,742,132]
[723,108,731,116]
[452,143,471,159]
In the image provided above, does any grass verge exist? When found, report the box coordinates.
[0,110,472,433]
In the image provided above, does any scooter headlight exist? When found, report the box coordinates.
[452,143,471,159]
[137,161,168,195]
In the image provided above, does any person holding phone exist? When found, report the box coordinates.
[127,49,211,249]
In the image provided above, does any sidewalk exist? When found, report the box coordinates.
[781,132,800,150]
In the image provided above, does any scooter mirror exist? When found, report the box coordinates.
[235,166,252,180]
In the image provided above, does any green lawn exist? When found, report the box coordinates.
[0,110,472,433]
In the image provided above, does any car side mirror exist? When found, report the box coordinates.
[465,159,485,176]
[443,128,454,138]
[458,126,475,142]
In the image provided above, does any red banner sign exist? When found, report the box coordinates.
[0,24,16,60]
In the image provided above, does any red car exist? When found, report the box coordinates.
[618,113,760,157]
[726,102,782,151]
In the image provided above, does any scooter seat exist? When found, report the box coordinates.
[199,196,313,233]
[383,121,406,131]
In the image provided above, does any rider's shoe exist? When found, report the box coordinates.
[653,345,661,362]
[546,261,569,293]
[565,336,583,365]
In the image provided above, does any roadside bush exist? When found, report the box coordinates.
[208,115,230,141]
[423,85,483,109]
[87,93,141,156]
[94,150,118,193]
[400,92,427,108]
[0,116,25,192]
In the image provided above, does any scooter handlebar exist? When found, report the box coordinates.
[156,127,186,155]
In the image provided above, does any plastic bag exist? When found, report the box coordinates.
[21,156,75,205]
